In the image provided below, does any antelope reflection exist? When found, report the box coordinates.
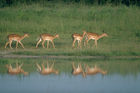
[72,62,85,77]
[85,64,107,76]
[36,62,59,75]
[6,63,28,75]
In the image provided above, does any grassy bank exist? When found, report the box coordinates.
[0,3,140,56]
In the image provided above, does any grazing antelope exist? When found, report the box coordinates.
[5,34,29,49]
[72,62,85,77]
[84,31,108,47]
[6,63,28,75]
[36,34,59,48]
[85,64,107,76]
[72,31,86,48]
[36,62,59,75]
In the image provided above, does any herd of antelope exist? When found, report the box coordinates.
[4,30,108,49]
[4,31,108,77]
[5,62,107,77]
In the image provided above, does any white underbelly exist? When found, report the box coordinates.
[76,68,81,72]
[12,39,18,41]
[91,38,95,40]
[45,68,51,72]
[90,68,95,71]
[77,39,81,41]
[45,39,51,41]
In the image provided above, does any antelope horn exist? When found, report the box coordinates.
[16,62,18,68]
[72,62,76,69]
[51,62,54,69]
[46,61,49,68]
[36,63,41,71]
[19,63,23,68]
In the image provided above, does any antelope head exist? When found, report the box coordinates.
[102,30,108,37]
[24,33,29,38]
[55,34,59,38]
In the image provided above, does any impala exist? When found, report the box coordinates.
[36,33,59,48]
[36,62,59,75]
[85,64,107,75]
[72,62,85,77]
[5,34,29,49]
[72,31,86,48]
[6,63,28,75]
[84,31,108,47]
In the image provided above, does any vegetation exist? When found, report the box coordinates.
[0,0,140,7]
[0,2,140,56]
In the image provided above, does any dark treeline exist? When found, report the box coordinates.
[0,0,140,7]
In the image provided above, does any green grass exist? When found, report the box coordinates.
[0,3,140,56]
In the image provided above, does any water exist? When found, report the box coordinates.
[0,58,140,93]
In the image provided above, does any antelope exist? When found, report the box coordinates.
[72,62,85,78]
[5,34,29,49]
[72,31,86,48]
[6,63,28,75]
[36,62,59,75]
[36,34,59,48]
[84,31,108,47]
[85,64,107,76]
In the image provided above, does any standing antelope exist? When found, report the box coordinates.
[36,34,59,48]
[72,31,86,48]
[6,63,28,75]
[5,34,29,49]
[36,62,59,75]
[85,64,107,76]
[85,31,108,47]
[72,62,85,78]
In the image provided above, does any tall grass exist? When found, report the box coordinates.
[0,3,140,56]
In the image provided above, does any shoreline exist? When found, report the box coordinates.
[1,54,140,59]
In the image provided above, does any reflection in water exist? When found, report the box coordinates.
[85,64,107,76]
[36,62,59,75]
[72,62,107,78]
[0,58,140,93]
[72,62,85,77]
[6,63,28,75]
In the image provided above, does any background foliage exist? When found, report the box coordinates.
[0,1,140,56]
[0,0,140,7]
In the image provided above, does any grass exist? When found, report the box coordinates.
[0,3,140,56]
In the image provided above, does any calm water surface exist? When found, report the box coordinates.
[0,58,140,93]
